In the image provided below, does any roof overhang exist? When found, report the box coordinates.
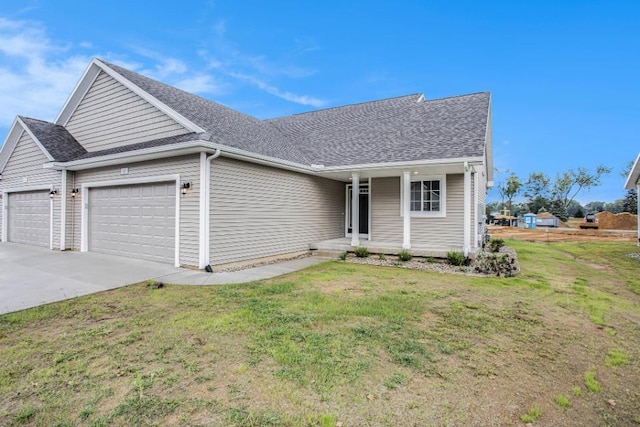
[45,138,487,182]
[624,153,640,190]
[46,139,316,175]
[313,156,486,181]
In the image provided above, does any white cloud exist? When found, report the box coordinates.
[228,71,326,108]
[0,18,89,126]
[174,74,225,94]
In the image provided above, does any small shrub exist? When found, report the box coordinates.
[338,252,347,261]
[488,238,505,253]
[474,252,518,277]
[555,394,572,410]
[354,247,370,258]
[377,253,386,260]
[446,251,467,266]
[572,386,583,397]
[520,406,542,423]
[584,370,601,392]
[398,250,413,262]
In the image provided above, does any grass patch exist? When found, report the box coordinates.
[520,406,542,423]
[584,370,602,393]
[605,349,629,367]
[1,240,639,425]
[555,394,572,411]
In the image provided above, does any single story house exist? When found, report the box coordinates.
[0,58,493,270]
[624,152,640,245]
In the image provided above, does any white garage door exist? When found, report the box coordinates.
[8,191,50,247]
[89,182,176,264]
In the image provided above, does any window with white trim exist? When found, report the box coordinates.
[411,180,441,212]
[401,175,446,217]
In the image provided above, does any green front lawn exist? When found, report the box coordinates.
[1,240,639,426]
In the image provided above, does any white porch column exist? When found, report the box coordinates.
[351,172,360,247]
[60,170,67,250]
[402,171,411,249]
[473,166,479,249]
[463,162,471,257]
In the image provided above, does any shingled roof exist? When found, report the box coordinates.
[267,92,491,167]
[100,60,311,165]
[19,116,87,162]
[4,59,490,170]
[99,60,489,168]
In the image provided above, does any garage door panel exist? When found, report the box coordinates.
[8,191,50,247]
[89,182,175,264]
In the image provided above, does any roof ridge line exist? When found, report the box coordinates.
[265,93,424,121]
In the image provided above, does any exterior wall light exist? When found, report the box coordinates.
[181,182,191,195]
[49,189,58,198]
[71,188,79,198]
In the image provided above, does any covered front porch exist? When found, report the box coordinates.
[316,159,487,258]
[310,237,479,259]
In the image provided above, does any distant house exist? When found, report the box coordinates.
[624,153,640,245]
[0,58,493,269]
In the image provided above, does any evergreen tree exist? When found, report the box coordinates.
[622,189,638,214]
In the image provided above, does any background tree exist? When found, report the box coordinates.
[504,173,522,213]
[523,172,551,214]
[584,201,606,213]
[550,165,612,220]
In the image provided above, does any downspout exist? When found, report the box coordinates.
[199,149,221,269]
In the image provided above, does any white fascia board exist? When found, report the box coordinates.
[624,153,640,190]
[55,59,102,125]
[484,98,494,183]
[0,119,24,173]
[15,117,55,161]
[315,156,485,174]
[95,59,205,134]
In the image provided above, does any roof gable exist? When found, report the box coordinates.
[99,60,312,165]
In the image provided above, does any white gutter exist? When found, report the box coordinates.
[199,149,221,269]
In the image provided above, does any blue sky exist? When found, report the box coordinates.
[1,1,638,203]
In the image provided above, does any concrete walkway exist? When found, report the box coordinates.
[0,243,332,315]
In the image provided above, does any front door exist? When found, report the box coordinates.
[347,184,369,235]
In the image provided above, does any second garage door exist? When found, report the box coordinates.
[89,182,176,264]
[8,190,50,247]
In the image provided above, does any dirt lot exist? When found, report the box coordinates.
[489,225,639,243]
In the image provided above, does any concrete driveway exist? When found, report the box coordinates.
[0,243,179,315]
[0,243,332,315]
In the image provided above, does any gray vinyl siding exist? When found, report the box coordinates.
[370,177,403,243]
[65,71,190,152]
[370,175,465,250]
[70,154,200,266]
[411,174,464,249]
[210,157,344,266]
[0,131,62,248]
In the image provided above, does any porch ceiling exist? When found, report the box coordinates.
[315,160,482,181]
